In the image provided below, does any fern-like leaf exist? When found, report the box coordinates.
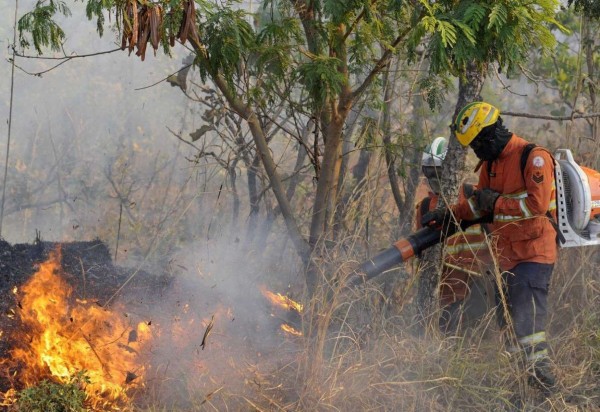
[17,0,71,54]
[488,3,508,30]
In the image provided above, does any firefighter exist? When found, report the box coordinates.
[421,102,558,393]
[417,137,491,334]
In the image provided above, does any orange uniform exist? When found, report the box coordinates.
[452,135,557,271]
[416,186,491,306]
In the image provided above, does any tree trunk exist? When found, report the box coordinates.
[229,165,240,228]
[584,17,599,165]
[286,119,313,202]
[381,64,406,216]
[189,33,311,267]
[333,101,364,238]
[398,93,426,237]
[415,62,485,332]
[308,31,353,253]
[245,111,312,261]
[246,154,261,240]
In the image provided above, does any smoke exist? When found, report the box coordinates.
[114,231,304,408]
[0,1,200,247]
[0,3,306,407]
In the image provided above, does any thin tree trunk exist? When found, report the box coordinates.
[286,119,313,202]
[229,165,239,227]
[189,30,311,266]
[333,101,364,238]
[344,122,374,235]
[416,62,485,332]
[309,45,353,255]
[398,94,426,236]
[246,153,261,239]
[381,63,405,215]
[584,17,599,165]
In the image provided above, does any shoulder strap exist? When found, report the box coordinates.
[520,143,537,182]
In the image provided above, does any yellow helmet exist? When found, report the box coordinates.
[453,102,500,146]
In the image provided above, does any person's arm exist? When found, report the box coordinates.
[493,149,554,220]
[451,163,490,221]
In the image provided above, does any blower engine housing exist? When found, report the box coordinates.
[554,149,600,247]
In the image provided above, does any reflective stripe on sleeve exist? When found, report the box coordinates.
[520,198,533,217]
[494,214,521,222]
[464,226,483,235]
[446,241,488,255]
[504,191,528,199]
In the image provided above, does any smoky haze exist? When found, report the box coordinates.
[1,1,305,408]
[1,0,210,247]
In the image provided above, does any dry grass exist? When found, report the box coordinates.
[77,176,599,412]
[132,243,600,411]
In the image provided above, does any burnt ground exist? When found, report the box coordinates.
[0,237,173,394]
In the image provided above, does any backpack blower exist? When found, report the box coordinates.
[349,149,600,287]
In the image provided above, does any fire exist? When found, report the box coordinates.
[1,249,151,409]
[280,324,303,337]
[259,286,303,338]
[259,286,303,313]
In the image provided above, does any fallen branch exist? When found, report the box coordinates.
[200,314,214,350]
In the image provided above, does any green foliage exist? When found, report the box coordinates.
[255,17,302,79]
[17,0,71,54]
[16,372,90,412]
[568,0,600,19]
[355,116,380,149]
[85,0,114,37]
[198,9,255,88]
[323,0,367,24]
[296,55,347,109]
[411,0,567,76]
[418,73,454,110]
[521,6,600,139]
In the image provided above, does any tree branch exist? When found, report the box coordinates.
[351,22,419,100]
[14,47,122,60]
[12,47,122,76]
[187,29,312,262]
[502,111,600,121]
[135,64,192,91]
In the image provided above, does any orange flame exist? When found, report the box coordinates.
[280,324,302,337]
[259,286,303,313]
[1,249,151,409]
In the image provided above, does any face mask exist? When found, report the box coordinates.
[471,139,498,161]
[469,122,512,161]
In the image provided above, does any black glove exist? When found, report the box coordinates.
[421,207,450,228]
[473,188,500,213]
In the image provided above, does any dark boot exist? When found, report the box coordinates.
[527,358,556,395]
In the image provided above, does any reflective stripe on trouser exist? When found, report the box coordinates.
[494,262,554,361]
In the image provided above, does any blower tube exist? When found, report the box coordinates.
[347,219,481,288]
[358,227,442,281]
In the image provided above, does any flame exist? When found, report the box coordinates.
[259,286,303,313]
[1,249,151,409]
[280,324,302,337]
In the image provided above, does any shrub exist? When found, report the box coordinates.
[16,372,89,412]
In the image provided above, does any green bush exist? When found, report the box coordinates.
[16,372,89,412]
